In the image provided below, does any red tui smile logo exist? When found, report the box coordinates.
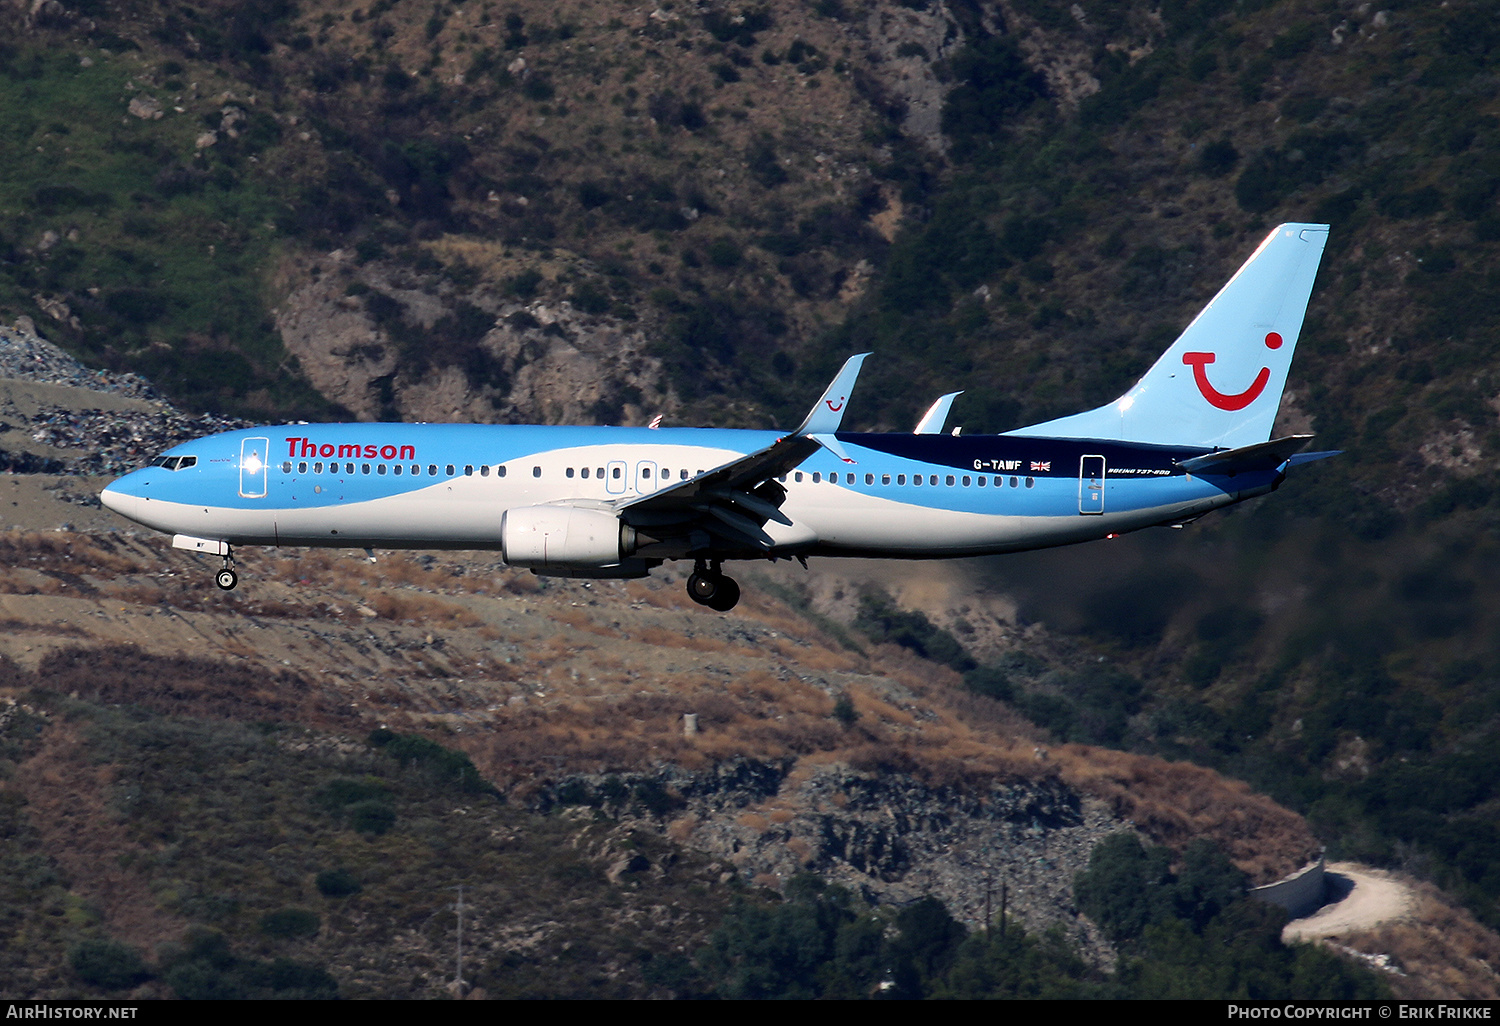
[1182,332,1282,411]
[825,396,846,412]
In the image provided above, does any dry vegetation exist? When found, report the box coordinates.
[0,526,1325,889]
[1342,881,1500,1000]
[1,524,1494,995]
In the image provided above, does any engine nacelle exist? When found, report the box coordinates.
[500,504,636,569]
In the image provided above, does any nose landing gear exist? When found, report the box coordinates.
[686,560,739,611]
[215,550,238,591]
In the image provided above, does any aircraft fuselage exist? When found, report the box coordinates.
[101,422,1274,560]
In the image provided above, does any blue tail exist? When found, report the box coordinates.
[1007,223,1329,449]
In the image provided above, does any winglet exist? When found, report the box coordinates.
[915,391,963,434]
[794,353,870,436]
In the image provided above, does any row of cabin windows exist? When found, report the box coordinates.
[563,466,697,480]
[282,461,511,478]
[781,471,1035,489]
[276,460,1035,489]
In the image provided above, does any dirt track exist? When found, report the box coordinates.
[1284,862,1417,942]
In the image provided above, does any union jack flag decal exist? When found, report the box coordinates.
[1030,460,1051,472]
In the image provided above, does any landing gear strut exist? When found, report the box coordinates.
[686,560,739,612]
[215,549,238,591]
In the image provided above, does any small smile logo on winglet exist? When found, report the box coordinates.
[1182,332,1282,411]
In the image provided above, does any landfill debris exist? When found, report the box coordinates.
[0,322,254,476]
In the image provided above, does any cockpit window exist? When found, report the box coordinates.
[150,455,197,471]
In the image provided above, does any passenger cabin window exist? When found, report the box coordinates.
[428,464,437,476]
[581,467,590,479]
[882,474,891,485]
[281,461,292,473]
[532,466,541,478]
[446,465,455,475]
[362,464,371,474]
[612,467,622,480]
[499,465,508,477]
[314,462,323,473]
[566,467,575,478]
[897,474,906,485]
[377,465,387,475]
[1026,477,1035,488]
[393,465,403,475]
[465,465,473,475]
[298,462,308,474]
[865,474,873,485]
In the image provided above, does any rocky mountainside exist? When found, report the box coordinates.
[3,0,1500,996]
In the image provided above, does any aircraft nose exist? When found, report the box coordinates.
[100,476,143,520]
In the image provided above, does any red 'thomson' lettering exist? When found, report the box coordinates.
[285,437,415,461]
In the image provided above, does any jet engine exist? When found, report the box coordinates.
[500,504,637,569]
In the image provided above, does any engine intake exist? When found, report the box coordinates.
[500,505,636,569]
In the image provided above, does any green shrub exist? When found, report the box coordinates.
[259,908,321,939]
[69,938,150,990]
[1198,137,1238,177]
[316,776,390,811]
[349,799,397,835]
[832,693,859,725]
[315,868,363,897]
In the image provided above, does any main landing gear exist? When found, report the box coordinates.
[686,560,739,612]
[215,549,238,591]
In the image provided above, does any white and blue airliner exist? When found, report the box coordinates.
[101,223,1336,611]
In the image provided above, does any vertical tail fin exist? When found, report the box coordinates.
[1007,223,1329,448]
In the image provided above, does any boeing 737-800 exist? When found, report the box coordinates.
[101,223,1336,611]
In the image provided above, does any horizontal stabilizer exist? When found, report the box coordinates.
[1176,434,1313,475]
[1286,449,1341,468]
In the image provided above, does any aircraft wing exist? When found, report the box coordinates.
[613,354,869,553]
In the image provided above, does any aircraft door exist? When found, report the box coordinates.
[605,460,627,495]
[1079,455,1105,515]
[239,437,269,498]
[634,460,659,493]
